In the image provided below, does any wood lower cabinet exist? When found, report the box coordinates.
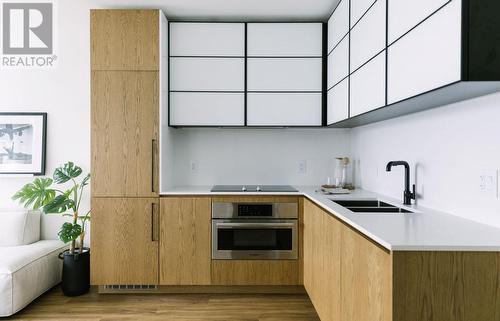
[211,260,301,286]
[393,251,500,321]
[303,199,341,321]
[91,198,159,285]
[304,198,391,321]
[304,200,392,321]
[159,197,211,285]
[91,71,159,198]
[341,224,392,321]
[303,198,500,321]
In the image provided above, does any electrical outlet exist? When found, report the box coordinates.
[190,160,199,174]
[298,160,307,174]
[478,169,498,198]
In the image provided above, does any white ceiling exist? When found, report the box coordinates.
[89,0,340,22]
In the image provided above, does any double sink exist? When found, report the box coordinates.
[331,199,416,214]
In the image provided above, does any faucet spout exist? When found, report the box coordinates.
[386,161,415,205]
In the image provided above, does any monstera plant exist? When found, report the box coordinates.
[13,162,91,255]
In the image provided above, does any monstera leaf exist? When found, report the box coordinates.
[12,178,55,210]
[53,162,82,184]
[43,191,75,214]
[58,222,82,243]
[80,173,90,188]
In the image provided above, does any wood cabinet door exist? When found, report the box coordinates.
[159,197,211,285]
[91,10,158,71]
[211,260,300,285]
[91,198,159,285]
[303,199,341,321]
[341,224,392,321]
[91,71,159,197]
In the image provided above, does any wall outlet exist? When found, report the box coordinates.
[190,160,199,174]
[298,160,307,174]
[478,169,498,198]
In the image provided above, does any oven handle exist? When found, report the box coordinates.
[215,222,296,229]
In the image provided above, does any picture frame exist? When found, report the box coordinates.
[0,112,47,175]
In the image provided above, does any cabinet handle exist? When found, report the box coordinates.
[151,202,159,242]
[151,139,156,193]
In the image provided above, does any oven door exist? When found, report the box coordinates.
[212,219,298,260]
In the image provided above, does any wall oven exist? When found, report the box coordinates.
[212,201,298,260]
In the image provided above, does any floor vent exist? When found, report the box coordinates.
[104,285,157,291]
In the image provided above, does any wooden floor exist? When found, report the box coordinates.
[10,287,320,321]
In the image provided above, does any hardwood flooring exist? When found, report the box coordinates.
[10,287,320,321]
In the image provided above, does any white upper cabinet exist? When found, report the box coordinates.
[169,23,244,56]
[170,92,244,126]
[247,23,322,57]
[350,51,386,116]
[350,0,386,71]
[388,0,450,44]
[170,57,244,91]
[328,0,350,52]
[247,93,322,126]
[351,0,376,25]
[387,0,461,104]
[170,22,323,126]
[327,78,349,124]
[247,23,323,126]
[328,35,349,88]
[247,58,322,92]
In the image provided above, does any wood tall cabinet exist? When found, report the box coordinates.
[91,71,159,197]
[91,198,159,285]
[90,9,164,285]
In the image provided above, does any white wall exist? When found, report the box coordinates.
[170,128,351,186]
[0,1,92,239]
[351,92,500,228]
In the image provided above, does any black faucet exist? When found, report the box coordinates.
[386,161,416,205]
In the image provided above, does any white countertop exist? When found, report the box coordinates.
[161,186,500,251]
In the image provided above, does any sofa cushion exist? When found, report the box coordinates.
[0,211,40,246]
[0,240,67,317]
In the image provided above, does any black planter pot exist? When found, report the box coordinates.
[59,248,90,296]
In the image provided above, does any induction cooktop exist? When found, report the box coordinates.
[210,185,298,193]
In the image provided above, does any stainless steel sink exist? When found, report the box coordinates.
[331,199,415,214]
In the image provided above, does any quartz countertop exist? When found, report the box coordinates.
[161,185,500,251]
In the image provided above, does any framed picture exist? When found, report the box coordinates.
[0,113,47,175]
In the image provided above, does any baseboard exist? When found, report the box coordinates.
[98,285,306,294]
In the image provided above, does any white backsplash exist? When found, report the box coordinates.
[351,91,500,228]
[167,128,351,187]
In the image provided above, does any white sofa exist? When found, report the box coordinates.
[0,210,67,317]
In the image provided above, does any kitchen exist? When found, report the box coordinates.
[1,0,500,320]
